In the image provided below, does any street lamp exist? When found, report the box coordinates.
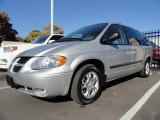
[51,0,54,35]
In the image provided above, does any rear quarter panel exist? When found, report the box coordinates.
[143,46,152,62]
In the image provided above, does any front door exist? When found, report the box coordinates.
[101,24,132,80]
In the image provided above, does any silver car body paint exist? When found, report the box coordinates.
[6,23,152,98]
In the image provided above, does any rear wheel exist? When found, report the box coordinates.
[71,64,103,105]
[139,60,150,78]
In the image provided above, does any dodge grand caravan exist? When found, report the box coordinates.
[6,23,152,104]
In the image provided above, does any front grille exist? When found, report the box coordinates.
[11,57,32,73]
[13,66,22,72]
[17,57,32,64]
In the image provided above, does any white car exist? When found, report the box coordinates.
[0,34,64,69]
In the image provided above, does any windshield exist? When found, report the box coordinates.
[57,23,108,42]
[32,35,49,44]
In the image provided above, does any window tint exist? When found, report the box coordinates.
[50,35,63,40]
[142,39,151,46]
[32,35,49,44]
[122,26,145,45]
[101,24,128,45]
[150,41,159,48]
[48,35,64,43]
[57,23,108,42]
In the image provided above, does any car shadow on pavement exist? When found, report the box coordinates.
[33,95,72,103]
[35,73,139,103]
[30,65,159,104]
[103,62,160,92]
[102,73,138,91]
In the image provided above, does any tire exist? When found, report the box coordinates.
[71,64,103,105]
[139,60,150,78]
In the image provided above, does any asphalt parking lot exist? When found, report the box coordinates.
[0,69,160,120]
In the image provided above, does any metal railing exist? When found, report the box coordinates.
[144,30,160,68]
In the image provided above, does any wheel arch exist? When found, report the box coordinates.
[68,59,107,95]
[145,56,152,64]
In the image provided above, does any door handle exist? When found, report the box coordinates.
[126,51,136,55]
[126,51,132,55]
[132,51,136,54]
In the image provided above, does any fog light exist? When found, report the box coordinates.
[33,88,48,97]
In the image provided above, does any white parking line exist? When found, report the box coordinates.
[119,80,160,120]
[150,70,152,76]
[0,86,10,90]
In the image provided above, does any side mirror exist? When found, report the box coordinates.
[102,33,120,43]
[48,40,55,44]
[107,33,120,41]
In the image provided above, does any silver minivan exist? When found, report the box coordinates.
[6,23,152,104]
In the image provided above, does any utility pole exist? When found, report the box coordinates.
[51,0,54,35]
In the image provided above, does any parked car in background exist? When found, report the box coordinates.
[150,41,160,62]
[0,34,64,69]
[6,23,152,105]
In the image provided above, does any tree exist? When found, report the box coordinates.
[25,24,64,43]
[16,36,23,42]
[25,30,45,43]
[0,12,18,44]
[43,24,64,35]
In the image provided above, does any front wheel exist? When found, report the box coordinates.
[139,60,151,78]
[71,64,103,105]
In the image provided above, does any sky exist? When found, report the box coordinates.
[0,0,160,38]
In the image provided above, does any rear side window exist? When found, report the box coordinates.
[122,26,145,46]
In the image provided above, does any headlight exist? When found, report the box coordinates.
[31,55,67,70]
[3,46,18,53]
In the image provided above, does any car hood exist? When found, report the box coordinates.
[19,41,84,57]
[1,41,29,46]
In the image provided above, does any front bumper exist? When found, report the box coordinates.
[6,72,73,97]
[0,54,11,69]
